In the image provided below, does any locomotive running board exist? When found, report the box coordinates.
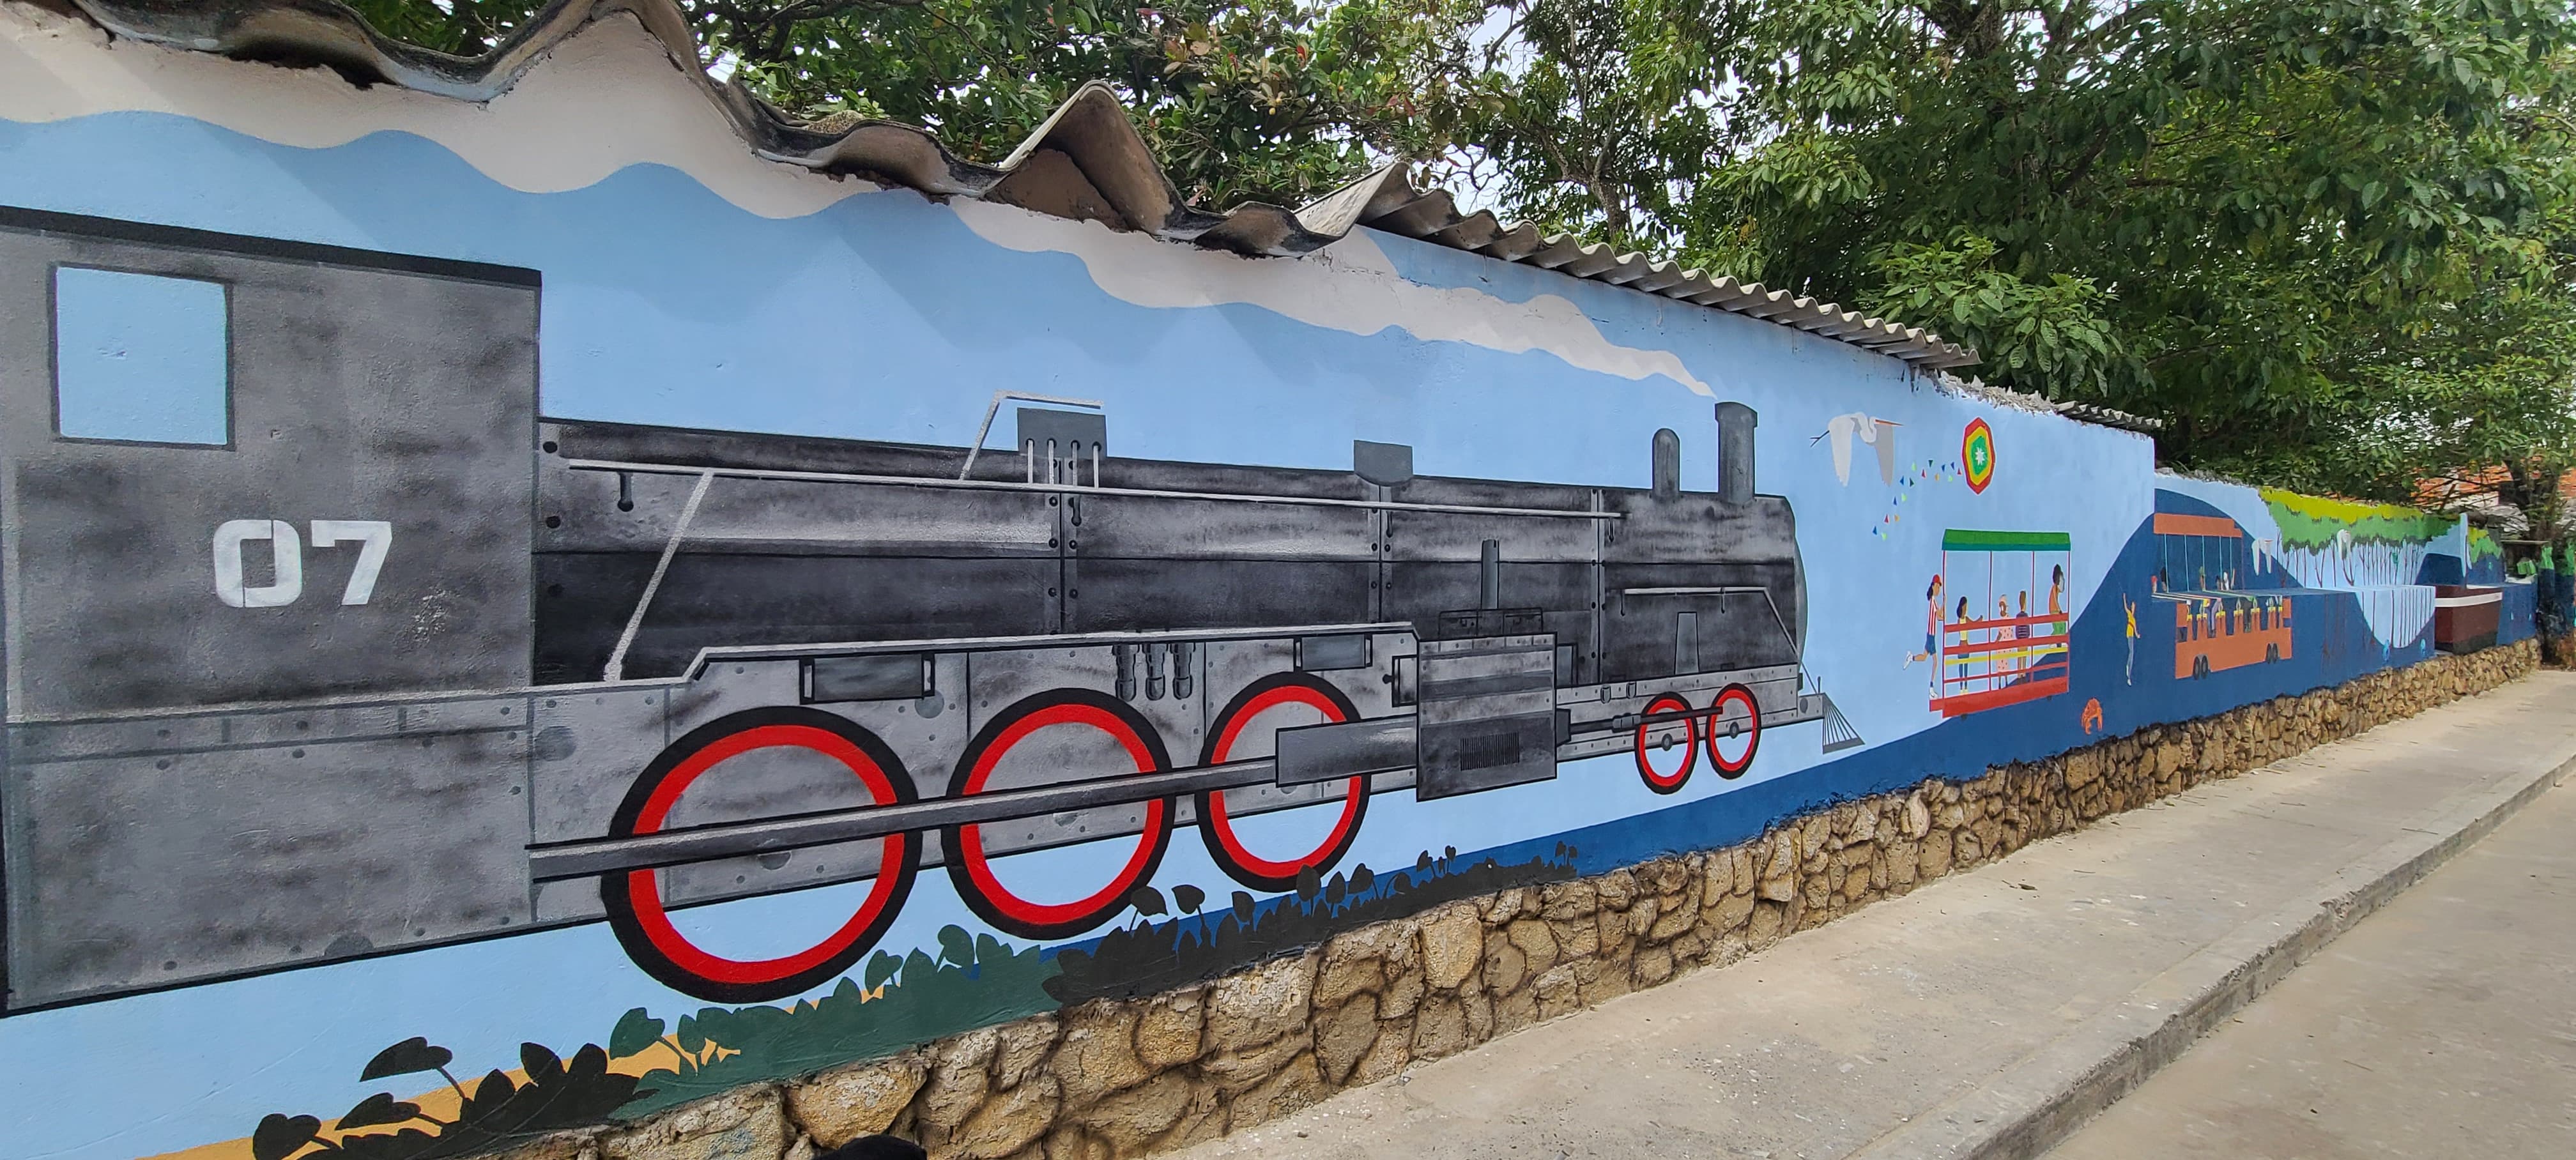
[529,751,1347,880]
[1556,691,1835,763]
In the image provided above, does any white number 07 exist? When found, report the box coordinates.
[213,519,392,607]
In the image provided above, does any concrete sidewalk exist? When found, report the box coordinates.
[1173,671,2576,1160]
[2044,761,2576,1159]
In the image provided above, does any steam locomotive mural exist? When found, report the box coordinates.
[0,212,1855,1009]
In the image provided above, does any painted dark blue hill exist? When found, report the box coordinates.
[1406,503,2457,880]
[1025,493,2520,998]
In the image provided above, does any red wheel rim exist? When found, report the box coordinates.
[946,692,1171,938]
[604,710,916,1004]
[1198,675,1367,891]
[1634,692,1698,793]
[1705,683,1762,778]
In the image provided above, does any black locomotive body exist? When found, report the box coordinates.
[533,408,1805,694]
[0,210,1843,1011]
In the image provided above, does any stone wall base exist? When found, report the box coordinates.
[516,640,2537,1160]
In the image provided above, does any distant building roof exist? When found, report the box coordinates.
[58,0,1984,370]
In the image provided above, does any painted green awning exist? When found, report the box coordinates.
[1942,530,2073,553]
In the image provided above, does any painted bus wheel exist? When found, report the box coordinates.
[944,689,1174,940]
[1197,674,1367,892]
[1634,692,1698,794]
[1705,683,1762,778]
[602,707,919,1004]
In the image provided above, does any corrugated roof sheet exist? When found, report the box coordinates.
[59,0,1981,370]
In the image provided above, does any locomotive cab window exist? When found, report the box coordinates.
[51,266,230,446]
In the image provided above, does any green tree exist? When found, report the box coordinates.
[1425,0,2576,490]
[346,0,1464,206]
[335,0,2576,501]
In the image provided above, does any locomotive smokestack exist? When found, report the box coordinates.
[1651,429,1681,498]
[1479,538,1502,610]
[1715,402,1757,505]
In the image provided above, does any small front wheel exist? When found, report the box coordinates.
[1634,692,1698,794]
[1705,683,1762,779]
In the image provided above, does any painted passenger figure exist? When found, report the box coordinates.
[2049,565,2066,635]
[1999,597,2015,678]
[1909,575,1944,670]
[1956,597,1975,685]
[2122,593,2139,685]
[2016,593,2032,680]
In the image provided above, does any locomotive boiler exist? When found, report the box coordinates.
[0,209,1851,1011]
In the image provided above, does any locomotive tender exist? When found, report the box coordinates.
[0,209,1846,1009]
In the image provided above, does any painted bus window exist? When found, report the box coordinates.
[2154,512,2296,678]
[51,266,229,446]
[1931,530,2073,716]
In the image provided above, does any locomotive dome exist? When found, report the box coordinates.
[43,0,1992,372]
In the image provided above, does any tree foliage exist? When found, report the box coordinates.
[342,0,2576,519]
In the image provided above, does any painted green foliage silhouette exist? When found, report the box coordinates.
[617,926,1055,1116]
[260,845,1576,1152]
[253,1040,645,1160]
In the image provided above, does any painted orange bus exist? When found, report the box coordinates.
[2174,593,2292,678]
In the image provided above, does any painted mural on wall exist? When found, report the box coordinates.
[0,6,2531,1160]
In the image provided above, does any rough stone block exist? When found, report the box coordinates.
[1353,1014,1413,1085]
[1701,850,1735,899]
[1532,965,1581,1019]
[1482,928,1529,994]
[1378,955,1427,1021]
[1461,988,1496,1045]
[948,1076,1059,1160]
[916,1028,1002,1134]
[993,1015,1059,1093]
[1539,880,1598,920]
[1420,904,1485,992]
[1548,914,1600,961]
[1595,869,1639,909]
[603,1087,790,1160]
[1310,931,1388,1011]
[1224,1053,1323,1131]
[1133,986,1207,1072]
[1049,1003,1145,1109]
[1505,917,1558,976]
[1312,995,1380,1085]
[1646,895,1696,942]
[1747,900,1786,951]
[1634,946,1674,987]
[1071,1072,1192,1154]
[1410,995,1469,1060]
[1198,1034,1308,1098]
[786,1053,928,1147]
[1490,984,1541,1039]
[1206,951,1315,1053]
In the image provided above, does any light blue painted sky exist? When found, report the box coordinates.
[0,111,2157,1160]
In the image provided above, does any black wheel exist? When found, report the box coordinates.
[944,689,1174,940]
[1633,692,1699,794]
[1705,683,1763,779]
[601,706,919,1004]
[1197,674,1368,891]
